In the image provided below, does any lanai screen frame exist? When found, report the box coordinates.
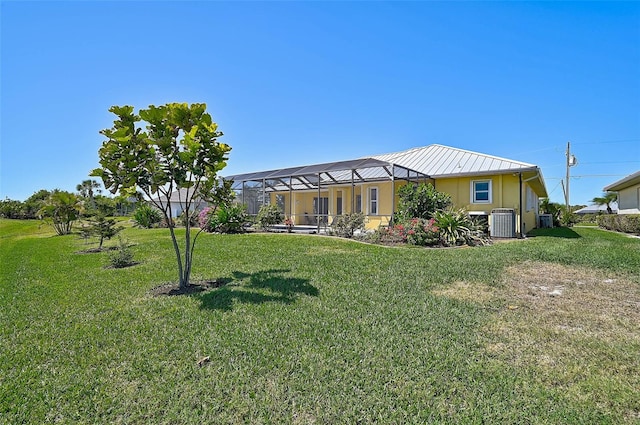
[226,157,430,232]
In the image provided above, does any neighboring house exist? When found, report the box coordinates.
[226,144,548,237]
[574,202,618,215]
[603,171,640,215]
[150,187,208,218]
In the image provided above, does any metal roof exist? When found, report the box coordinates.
[603,170,640,191]
[371,144,539,177]
[225,144,547,196]
[225,157,429,190]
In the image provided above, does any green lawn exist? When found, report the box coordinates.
[1,220,639,424]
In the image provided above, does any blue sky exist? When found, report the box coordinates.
[2,1,639,206]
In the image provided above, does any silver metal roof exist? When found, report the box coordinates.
[225,144,547,196]
[371,144,539,177]
[603,170,640,191]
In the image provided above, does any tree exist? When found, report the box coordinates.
[91,103,231,290]
[87,214,123,249]
[76,179,102,210]
[591,192,618,214]
[24,189,51,219]
[38,190,82,235]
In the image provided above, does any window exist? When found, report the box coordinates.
[526,186,537,212]
[355,194,362,213]
[336,191,343,215]
[471,180,492,204]
[369,187,378,215]
[275,194,285,212]
[313,197,329,223]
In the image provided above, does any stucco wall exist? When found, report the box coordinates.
[617,184,640,214]
[269,174,542,234]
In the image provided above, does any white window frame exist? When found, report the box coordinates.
[471,180,492,204]
[369,187,379,215]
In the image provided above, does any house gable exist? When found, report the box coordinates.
[604,171,640,214]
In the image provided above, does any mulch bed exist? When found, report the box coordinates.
[149,279,227,297]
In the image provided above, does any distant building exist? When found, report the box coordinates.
[574,202,618,215]
[604,171,640,215]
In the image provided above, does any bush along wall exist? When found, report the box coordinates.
[597,214,640,235]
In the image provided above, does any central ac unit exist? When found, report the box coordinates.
[490,208,516,238]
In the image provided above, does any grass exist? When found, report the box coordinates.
[1,219,639,424]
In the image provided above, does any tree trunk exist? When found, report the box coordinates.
[167,225,187,290]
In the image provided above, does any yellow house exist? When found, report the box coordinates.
[226,144,548,237]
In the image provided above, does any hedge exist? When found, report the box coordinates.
[596,214,640,235]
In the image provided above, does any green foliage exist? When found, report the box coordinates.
[256,204,282,230]
[24,189,51,219]
[591,192,618,214]
[91,102,232,289]
[178,210,198,228]
[93,195,117,216]
[0,198,25,219]
[76,179,102,211]
[87,214,124,249]
[201,204,248,234]
[37,190,82,235]
[132,204,163,228]
[332,212,365,238]
[404,217,441,246]
[434,208,489,246]
[558,205,578,227]
[370,218,440,246]
[107,236,135,268]
[597,214,640,234]
[396,183,451,221]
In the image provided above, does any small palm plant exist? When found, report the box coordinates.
[591,192,618,214]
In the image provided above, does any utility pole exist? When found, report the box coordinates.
[565,141,577,211]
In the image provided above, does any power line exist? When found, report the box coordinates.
[578,160,640,165]
[572,174,629,178]
[572,138,640,145]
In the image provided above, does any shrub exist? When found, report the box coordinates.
[597,214,640,234]
[179,210,198,228]
[558,206,577,227]
[434,208,489,247]
[332,213,365,238]
[200,204,248,234]
[404,218,440,246]
[0,199,25,219]
[38,190,82,235]
[396,183,452,221]
[370,223,408,245]
[132,204,162,228]
[108,236,135,268]
[256,204,282,230]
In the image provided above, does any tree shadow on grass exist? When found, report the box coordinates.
[196,269,318,311]
[528,227,582,239]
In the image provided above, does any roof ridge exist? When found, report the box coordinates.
[429,144,536,167]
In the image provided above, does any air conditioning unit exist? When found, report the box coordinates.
[539,214,553,228]
[490,208,516,238]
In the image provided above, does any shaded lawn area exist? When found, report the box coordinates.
[1,220,639,424]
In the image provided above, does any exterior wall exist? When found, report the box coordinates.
[616,184,640,214]
[267,173,542,235]
[168,200,207,218]
[433,174,540,235]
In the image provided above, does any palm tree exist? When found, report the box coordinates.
[76,179,102,209]
[591,192,617,214]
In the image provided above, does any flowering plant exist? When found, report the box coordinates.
[405,218,440,246]
[284,217,294,232]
